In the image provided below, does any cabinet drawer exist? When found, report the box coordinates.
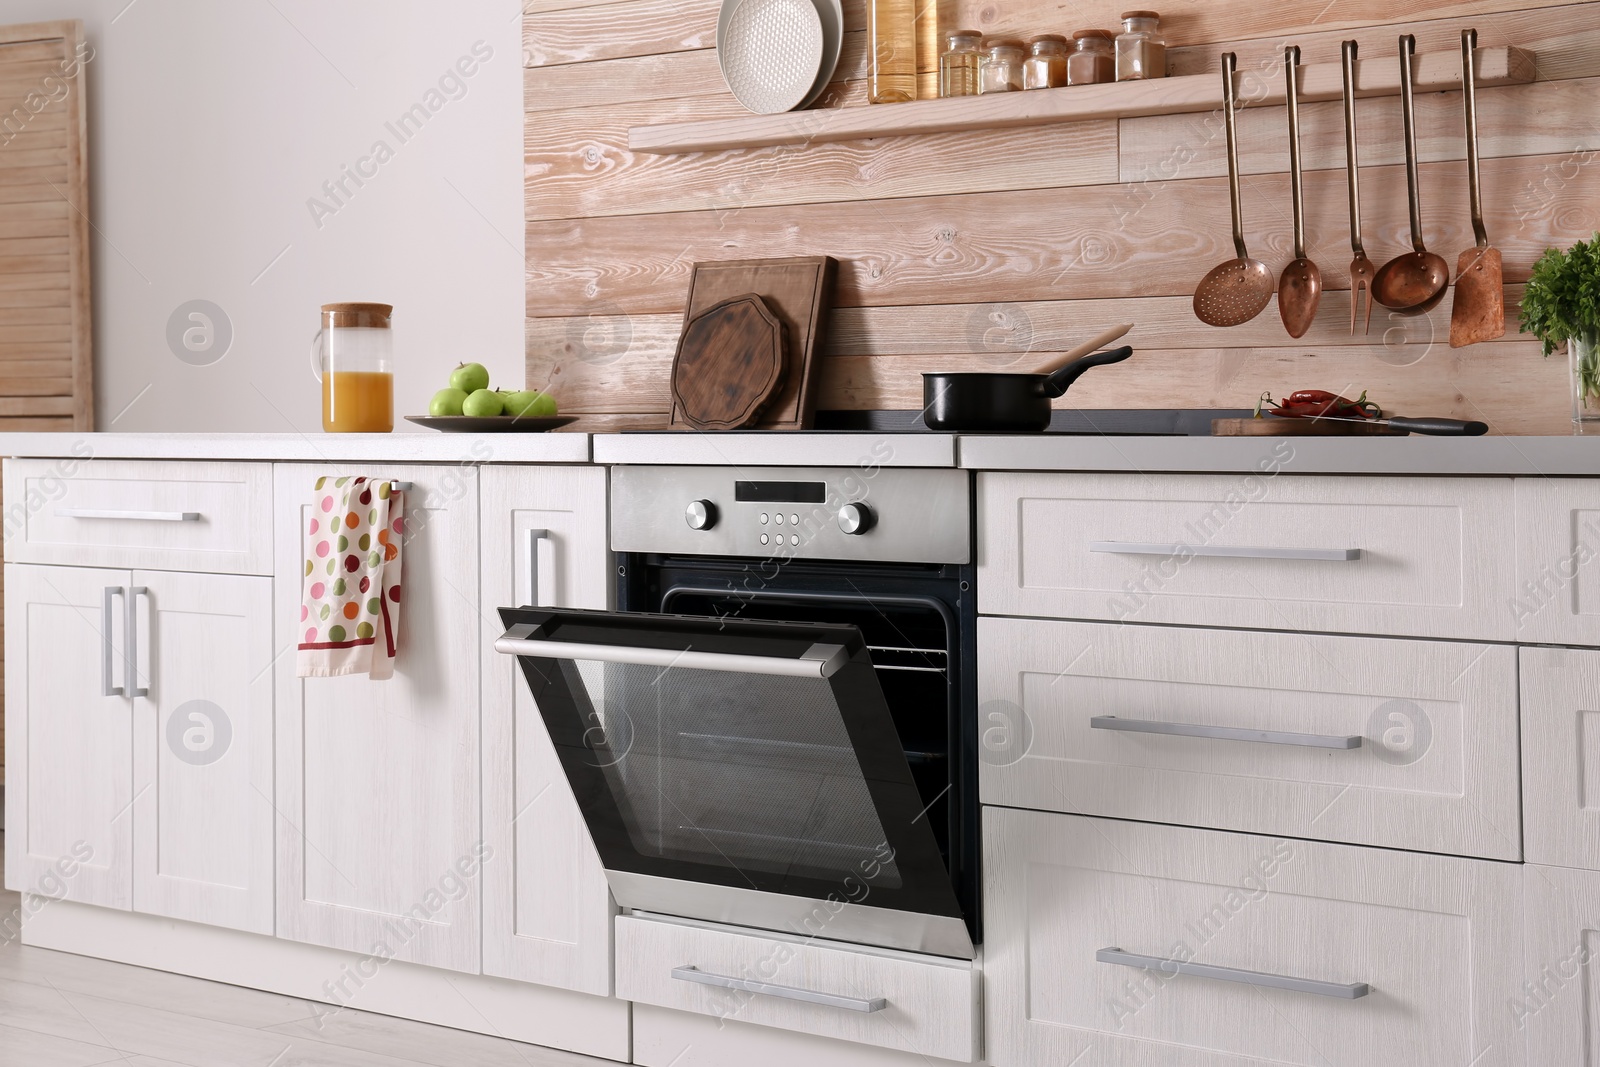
[1514,477,1600,645]
[984,809,1525,1067]
[4,459,272,575]
[979,617,1521,859]
[1521,645,1600,870]
[615,915,979,1063]
[1525,863,1600,1063]
[977,472,1516,640]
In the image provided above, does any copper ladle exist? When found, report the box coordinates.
[1194,52,1275,328]
[1372,34,1450,315]
[1277,45,1322,338]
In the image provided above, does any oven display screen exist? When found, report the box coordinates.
[734,480,828,504]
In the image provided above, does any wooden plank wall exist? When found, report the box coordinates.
[524,1,1600,434]
[0,19,93,793]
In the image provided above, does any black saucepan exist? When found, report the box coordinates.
[922,346,1135,432]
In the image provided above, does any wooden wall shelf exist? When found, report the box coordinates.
[628,45,1535,156]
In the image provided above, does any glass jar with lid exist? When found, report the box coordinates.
[939,29,983,97]
[1067,29,1116,85]
[1023,34,1069,89]
[1115,10,1167,80]
[979,38,1025,94]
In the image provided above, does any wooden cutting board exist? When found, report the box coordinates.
[670,293,786,430]
[670,256,837,431]
[1212,417,1406,436]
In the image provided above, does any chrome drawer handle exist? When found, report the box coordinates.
[58,507,200,522]
[127,586,149,698]
[1097,948,1369,999]
[495,629,847,680]
[1089,541,1361,562]
[102,585,124,697]
[671,965,887,1013]
[520,528,549,607]
[1090,716,1362,750]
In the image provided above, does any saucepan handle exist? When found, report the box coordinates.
[1041,345,1133,398]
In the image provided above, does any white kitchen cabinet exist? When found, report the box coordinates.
[4,563,133,909]
[979,616,1522,859]
[1522,645,1600,870]
[984,808,1526,1067]
[131,569,275,934]
[477,465,614,996]
[977,472,1518,641]
[1523,863,1600,1064]
[1515,477,1600,645]
[4,458,273,575]
[272,463,483,974]
[617,914,980,1062]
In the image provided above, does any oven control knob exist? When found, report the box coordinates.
[685,499,718,531]
[837,502,875,535]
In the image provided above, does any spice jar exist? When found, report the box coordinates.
[939,29,983,97]
[1066,29,1116,85]
[979,38,1025,94]
[1023,34,1069,89]
[1115,10,1166,80]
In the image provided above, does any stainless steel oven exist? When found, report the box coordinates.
[495,464,977,959]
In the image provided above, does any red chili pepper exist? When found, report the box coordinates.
[1256,388,1379,420]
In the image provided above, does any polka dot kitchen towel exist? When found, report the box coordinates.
[296,476,405,679]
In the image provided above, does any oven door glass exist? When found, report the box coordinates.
[496,606,972,959]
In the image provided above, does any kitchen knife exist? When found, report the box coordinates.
[1302,414,1488,436]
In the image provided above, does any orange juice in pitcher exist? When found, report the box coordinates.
[312,302,394,433]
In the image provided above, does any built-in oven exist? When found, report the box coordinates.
[495,464,978,959]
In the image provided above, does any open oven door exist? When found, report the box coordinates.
[495,606,973,960]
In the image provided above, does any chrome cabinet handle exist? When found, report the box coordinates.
[126,586,149,698]
[496,624,847,679]
[1090,715,1362,750]
[59,507,200,522]
[1097,948,1369,999]
[102,586,124,696]
[1089,541,1361,562]
[671,965,887,1013]
[520,528,549,607]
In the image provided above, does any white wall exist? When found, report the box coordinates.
[0,0,526,432]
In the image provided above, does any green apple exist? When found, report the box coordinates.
[462,387,504,417]
[428,387,468,417]
[448,362,490,394]
[501,389,558,418]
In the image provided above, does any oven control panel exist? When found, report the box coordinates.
[610,466,970,564]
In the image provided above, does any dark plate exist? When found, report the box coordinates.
[405,415,578,433]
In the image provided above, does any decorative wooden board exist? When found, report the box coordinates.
[672,257,836,431]
[669,293,786,430]
[1212,417,1405,436]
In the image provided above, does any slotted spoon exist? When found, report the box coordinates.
[1278,45,1322,338]
[1194,52,1274,328]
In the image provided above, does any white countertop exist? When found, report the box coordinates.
[0,432,592,464]
[955,434,1600,475]
[3,430,1598,476]
[592,433,956,467]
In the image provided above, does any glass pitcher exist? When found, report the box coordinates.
[311,302,393,433]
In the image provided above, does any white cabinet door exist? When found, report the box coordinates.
[478,465,614,995]
[1514,477,1600,645]
[1522,645,1600,869]
[273,464,482,973]
[984,808,1526,1067]
[1524,863,1600,1064]
[4,563,133,909]
[131,570,274,934]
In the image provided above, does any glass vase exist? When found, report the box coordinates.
[1572,334,1600,434]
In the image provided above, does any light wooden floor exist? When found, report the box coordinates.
[0,833,621,1067]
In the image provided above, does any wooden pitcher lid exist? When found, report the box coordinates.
[321,302,393,328]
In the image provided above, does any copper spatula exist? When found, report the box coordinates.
[1449,28,1505,347]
